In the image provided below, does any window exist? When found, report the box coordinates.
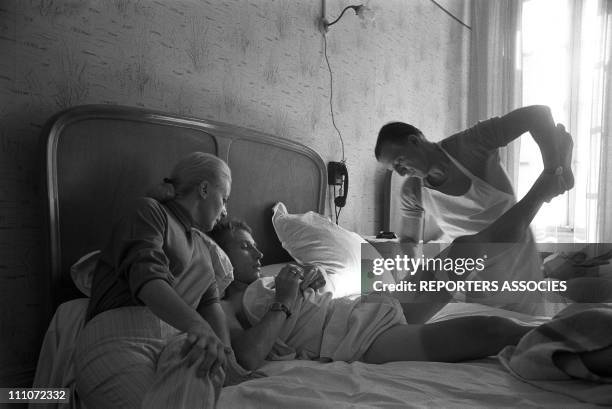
[518,0,607,243]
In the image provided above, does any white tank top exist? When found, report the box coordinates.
[423,146,545,314]
[423,145,515,241]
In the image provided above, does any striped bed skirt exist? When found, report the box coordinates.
[74,306,222,409]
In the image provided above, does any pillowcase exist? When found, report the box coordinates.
[70,250,100,297]
[69,234,234,298]
[197,231,234,297]
[271,202,394,297]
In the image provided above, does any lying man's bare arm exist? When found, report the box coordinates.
[221,265,302,370]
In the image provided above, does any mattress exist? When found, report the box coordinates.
[32,299,594,409]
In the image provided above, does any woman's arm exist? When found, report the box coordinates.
[139,279,209,332]
[224,265,302,370]
[198,301,231,346]
[139,278,228,374]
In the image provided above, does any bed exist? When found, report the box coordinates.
[33,105,599,408]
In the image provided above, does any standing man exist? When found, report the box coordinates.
[374,105,573,315]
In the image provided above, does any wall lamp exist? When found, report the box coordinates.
[320,2,374,33]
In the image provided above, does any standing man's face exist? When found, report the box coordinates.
[377,139,429,178]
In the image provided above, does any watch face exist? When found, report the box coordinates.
[269,302,291,317]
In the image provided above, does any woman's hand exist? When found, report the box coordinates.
[182,321,232,378]
[274,264,303,309]
[300,264,327,292]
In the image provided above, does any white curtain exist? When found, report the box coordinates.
[597,0,612,241]
[468,0,523,189]
[471,0,612,243]
[516,0,612,243]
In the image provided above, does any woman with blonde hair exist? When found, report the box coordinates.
[75,152,235,409]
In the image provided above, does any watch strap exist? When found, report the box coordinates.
[269,302,292,318]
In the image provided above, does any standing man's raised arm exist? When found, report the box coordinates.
[498,105,574,189]
[499,105,556,146]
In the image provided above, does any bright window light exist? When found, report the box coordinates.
[518,0,603,243]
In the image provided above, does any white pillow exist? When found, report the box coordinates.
[271,202,394,297]
[70,250,100,297]
[69,236,234,298]
[197,231,234,297]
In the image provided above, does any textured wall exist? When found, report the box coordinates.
[0,0,470,383]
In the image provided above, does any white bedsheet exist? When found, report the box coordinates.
[34,300,593,408]
[218,303,591,409]
[218,359,593,409]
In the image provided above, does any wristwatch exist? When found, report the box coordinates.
[269,302,292,318]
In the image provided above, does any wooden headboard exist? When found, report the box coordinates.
[43,105,326,309]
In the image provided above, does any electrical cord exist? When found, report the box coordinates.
[323,32,346,163]
[323,30,347,225]
[333,185,339,224]
[332,184,343,225]
[428,0,471,30]
[326,5,362,28]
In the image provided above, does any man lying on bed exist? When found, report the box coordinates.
[208,171,611,374]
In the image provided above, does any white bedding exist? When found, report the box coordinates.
[34,300,593,408]
[219,359,593,409]
[31,299,88,409]
[219,303,592,408]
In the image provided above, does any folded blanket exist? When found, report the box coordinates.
[499,304,612,405]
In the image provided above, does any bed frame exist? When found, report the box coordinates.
[42,105,326,313]
[36,106,591,409]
